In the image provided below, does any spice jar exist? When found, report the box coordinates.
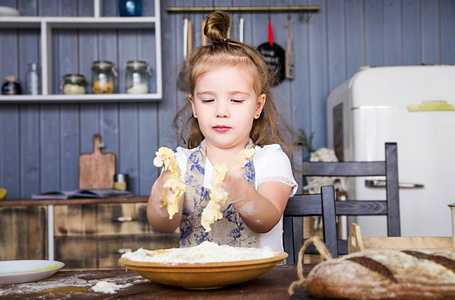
[61,74,87,95]
[124,60,151,94]
[91,61,117,94]
[1,76,22,95]
[114,173,129,191]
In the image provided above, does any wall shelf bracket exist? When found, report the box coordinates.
[167,6,319,13]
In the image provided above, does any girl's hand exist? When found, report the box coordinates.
[147,170,185,233]
[222,163,292,233]
[158,169,172,187]
[222,149,254,204]
[223,167,250,205]
[156,170,171,199]
[150,170,172,214]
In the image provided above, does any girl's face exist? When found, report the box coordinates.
[189,64,265,154]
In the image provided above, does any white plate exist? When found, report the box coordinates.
[0,260,65,285]
[0,6,20,17]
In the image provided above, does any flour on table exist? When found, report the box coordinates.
[91,281,131,294]
[0,276,91,296]
[0,271,144,297]
[122,241,275,264]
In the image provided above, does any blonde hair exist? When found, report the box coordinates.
[173,11,297,156]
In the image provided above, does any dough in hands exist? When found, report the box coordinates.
[201,148,255,232]
[153,147,186,219]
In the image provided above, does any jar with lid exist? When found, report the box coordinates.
[124,60,151,94]
[114,173,129,191]
[61,74,87,95]
[1,76,22,95]
[91,61,117,94]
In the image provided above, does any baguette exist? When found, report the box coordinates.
[305,248,455,299]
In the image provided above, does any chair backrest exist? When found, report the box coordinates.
[283,185,337,264]
[304,142,400,255]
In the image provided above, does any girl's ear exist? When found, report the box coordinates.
[189,94,197,118]
[255,94,266,119]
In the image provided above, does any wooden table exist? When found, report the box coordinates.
[0,265,318,299]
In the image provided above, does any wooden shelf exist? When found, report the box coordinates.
[0,0,162,103]
[0,93,162,103]
[0,16,158,29]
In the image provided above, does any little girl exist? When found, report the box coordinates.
[147,11,298,252]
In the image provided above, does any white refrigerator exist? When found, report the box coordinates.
[326,65,455,238]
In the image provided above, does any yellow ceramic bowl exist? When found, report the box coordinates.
[119,250,287,290]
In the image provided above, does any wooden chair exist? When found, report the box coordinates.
[304,142,401,255]
[283,185,338,264]
[348,223,452,253]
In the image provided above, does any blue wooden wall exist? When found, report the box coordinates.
[1,0,454,199]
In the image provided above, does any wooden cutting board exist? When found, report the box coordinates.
[79,133,116,189]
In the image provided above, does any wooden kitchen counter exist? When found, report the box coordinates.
[0,196,149,206]
[0,196,179,268]
[0,264,316,299]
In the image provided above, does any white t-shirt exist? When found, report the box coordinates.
[175,144,298,251]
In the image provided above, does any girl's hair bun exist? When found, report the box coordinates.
[204,11,230,42]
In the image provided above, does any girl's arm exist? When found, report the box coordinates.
[223,173,292,233]
[146,170,184,233]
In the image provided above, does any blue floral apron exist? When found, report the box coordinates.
[179,140,259,248]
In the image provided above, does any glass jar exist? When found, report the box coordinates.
[124,60,151,94]
[1,76,21,95]
[114,173,129,191]
[91,61,117,94]
[61,74,87,95]
[119,0,142,17]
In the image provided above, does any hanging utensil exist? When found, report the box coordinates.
[187,18,193,56]
[239,16,244,43]
[285,16,295,80]
[202,16,207,46]
[257,16,286,86]
[177,16,191,92]
[183,17,188,59]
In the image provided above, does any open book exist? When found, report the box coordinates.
[31,188,133,200]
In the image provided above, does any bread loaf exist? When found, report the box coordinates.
[305,249,455,300]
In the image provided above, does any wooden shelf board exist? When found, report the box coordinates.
[0,17,157,29]
[0,93,162,103]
